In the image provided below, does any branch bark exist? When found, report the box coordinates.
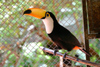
[40,47,100,67]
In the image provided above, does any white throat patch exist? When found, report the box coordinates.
[42,17,54,34]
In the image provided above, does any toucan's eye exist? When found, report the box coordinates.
[46,13,50,17]
[47,14,49,16]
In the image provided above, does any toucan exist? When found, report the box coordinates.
[23,8,91,57]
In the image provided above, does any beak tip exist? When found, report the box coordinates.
[23,8,46,19]
[23,9,32,15]
[23,12,25,15]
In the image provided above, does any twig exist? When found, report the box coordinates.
[1,52,13,66]
[16,25,37,47]
[1,25,37,66]
[0,45,19,67]
[39,47,100,67]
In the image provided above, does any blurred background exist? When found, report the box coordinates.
[0,0,100,67]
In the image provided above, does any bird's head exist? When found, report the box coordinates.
[24,8,56,20]
[24,8,58,34]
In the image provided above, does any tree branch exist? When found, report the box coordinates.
[39,47,100,67]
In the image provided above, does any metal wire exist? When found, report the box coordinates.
[0,0,100,67]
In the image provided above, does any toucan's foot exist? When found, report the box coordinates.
[63,53,67,59]
[76,58,79,61]
[75,54,79,61]
[53,49,58,55]
[75,54,79,58]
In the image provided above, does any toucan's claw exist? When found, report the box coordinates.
[53,49,58,55]
[75,54,79,58]
[63,53,67,59]
[76,58,79,61]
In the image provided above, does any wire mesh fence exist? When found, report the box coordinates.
[0,0,100,67]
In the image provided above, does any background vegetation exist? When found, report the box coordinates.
[0,0,100,67]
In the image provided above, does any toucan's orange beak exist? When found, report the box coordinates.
[24,8,46,19]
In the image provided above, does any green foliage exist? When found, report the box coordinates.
[1,0,100,67]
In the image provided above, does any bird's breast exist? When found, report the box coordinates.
[42,17,54,34]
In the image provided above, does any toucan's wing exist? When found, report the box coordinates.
[58,25,81,47]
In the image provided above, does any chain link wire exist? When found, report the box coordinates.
[0,0,100,67]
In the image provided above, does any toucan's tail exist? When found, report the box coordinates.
[79,48,92,57]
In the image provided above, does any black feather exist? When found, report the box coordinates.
[48,12,81,51]
[47,12,91,57]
